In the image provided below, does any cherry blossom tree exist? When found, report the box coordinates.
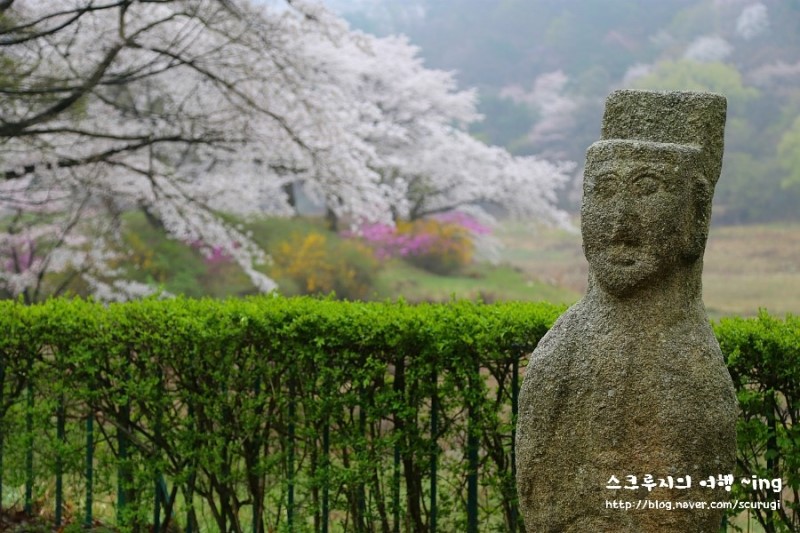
[0,0,572,300]
[290,25,574,233]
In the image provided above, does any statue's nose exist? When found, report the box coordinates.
[609,196,639,242]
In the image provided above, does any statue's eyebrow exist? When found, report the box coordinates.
[588,168,617,181]
[585,170,617,194]
[630,165,666,179]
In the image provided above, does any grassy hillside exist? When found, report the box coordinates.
[35,212,796,316]
[703,224,800,317]
[372,259,578,304]
[496,219,800,318]
[74,213,577,304]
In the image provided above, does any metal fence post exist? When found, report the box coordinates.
[55,394,65,526]
[358,387,367,531]
[185,404,196,533]
[0,359,4,512]
[322,416,330,533]
[392,443,400,533]
[430,367,438,533]
[117,393,131,524]
[392,354,405,533]
[288,377,296,532]
[24,355,33,516]
[252,376,262,533]
[511,350,520,532]
[466,358,479,533]
[153,370,164,533]
[85,406,94,528]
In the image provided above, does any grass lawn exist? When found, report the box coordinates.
[703,223,800,317]
[371,258,580,304]
[495,219,800,318]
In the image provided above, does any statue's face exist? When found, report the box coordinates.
[581,147,697,296]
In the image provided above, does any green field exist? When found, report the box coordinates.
[495,219,800,318]
[371,258,579,304]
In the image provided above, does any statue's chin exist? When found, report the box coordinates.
[589,257,660,297]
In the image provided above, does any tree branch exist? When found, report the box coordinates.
[3,133,232,180]
[0,41,126,136]
[132,41,313,155]
[0,2,127,45]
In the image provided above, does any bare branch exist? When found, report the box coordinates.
[0,41,126,136]
[132,41,314,154]
[3,133,234,180]
[0,2,128,45]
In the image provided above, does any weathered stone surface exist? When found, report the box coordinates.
[516,90,738,532]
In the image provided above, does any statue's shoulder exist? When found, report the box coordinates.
[531,300,587,357]
[550,301,585,330]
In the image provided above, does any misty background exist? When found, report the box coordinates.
[331,0,800,224]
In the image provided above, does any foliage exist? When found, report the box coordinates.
[715,312,800,533]
[372,260,580,305]
[631,60,759,107]
[349,0,800,223]
[0,299,797,531]
[347,212,490,275]
[115,216,207,295]
[117,212,257,299]
[1,213,575,303]
[0,297,563,532]
[13,210,258,301]
[271,232,379,299]
[397,218,474,275]
[471,92,539,152]
[778,115,800,192]
[713,152,785,224]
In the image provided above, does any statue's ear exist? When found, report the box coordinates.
[685,172,714,262]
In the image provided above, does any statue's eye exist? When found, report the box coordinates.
[590,173,617,197]
[633,174,661,195]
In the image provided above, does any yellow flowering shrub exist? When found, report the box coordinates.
[272,232,378,299]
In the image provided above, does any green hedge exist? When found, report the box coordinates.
[715,312,800,533]
[0,297,562,532]
[0,298,797,532]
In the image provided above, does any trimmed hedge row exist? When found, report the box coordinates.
[715,312,800,533]
[0,298,797,532]
[0,297,561,532]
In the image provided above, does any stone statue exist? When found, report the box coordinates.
[515,90,738,532]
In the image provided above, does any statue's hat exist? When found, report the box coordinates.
[591,90,727,184]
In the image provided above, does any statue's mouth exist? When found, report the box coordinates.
[605,244,640,266]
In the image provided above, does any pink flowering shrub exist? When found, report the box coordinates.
[345,212,490,274]
[433,211,492,236]
[346,223,434,261]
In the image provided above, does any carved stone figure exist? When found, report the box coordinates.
[516,90,737,532]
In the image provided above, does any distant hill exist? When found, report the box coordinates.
[333,0,800,224]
